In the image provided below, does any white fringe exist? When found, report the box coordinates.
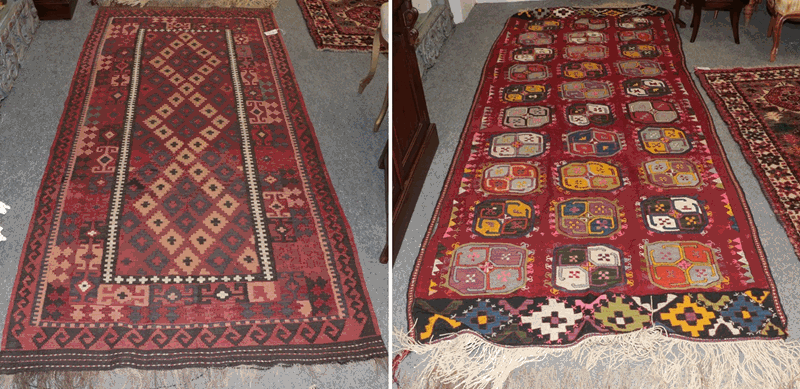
[0,201,7,242]
[394,327,800,389]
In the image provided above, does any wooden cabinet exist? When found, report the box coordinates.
[390,0,438,264]
[32,0,77,20]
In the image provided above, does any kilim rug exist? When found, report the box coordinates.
[296,0,385,51]
[697,66,800,262]
[0,7,386,374]
[397,6,800,389]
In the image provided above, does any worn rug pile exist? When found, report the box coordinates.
[398,6,800,388]
[0,7,386,378]
[697,66,800,261]
[296,0,384,51]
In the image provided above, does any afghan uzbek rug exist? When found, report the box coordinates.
[296,0,384,51]
[697,66,800,261]
[398,6,800,388]
[0,7,386,374]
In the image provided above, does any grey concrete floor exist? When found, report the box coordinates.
[0,0,389,387]
[393,0,800,387]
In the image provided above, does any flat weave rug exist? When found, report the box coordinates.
[398,6,800,389]
[0,7,386,374]
[296,0,384,51]
[697,66,800,262]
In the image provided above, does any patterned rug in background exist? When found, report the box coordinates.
[296,0,384,51]
[698,66,800,261]
[407,5,788,355]
[0,7,386,373]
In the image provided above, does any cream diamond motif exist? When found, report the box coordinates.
[164,137,184,153]
[146,210,170,235]
[217,194,240,216]
[149,177,172,198]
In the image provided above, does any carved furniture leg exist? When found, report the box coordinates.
[674,0,687,27]
[771,15,786,62]
[690,0,705,42]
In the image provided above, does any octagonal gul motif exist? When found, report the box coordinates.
[560,62,607,79]
[489,132,548,157]
[620,44,660,58]
[481,162,542,195]
[564,45,608,60]
[527,19,562,31]
[642,159,702,189]
[618,29,654,42]
[554,198,622,238]
[619,16,652,29]
[553,244,625,292]
[502,106,551,129]
[446,243,528,296]
[644,241,722,290]
[512,47,556,62]
[559,161,623,191]
[473,199,535,238]
[572,17,607,30]
[504,84,549,103]
[564,129,623,157]
[566,103,614,126]
[565,31,607,44]
[508,64,550,82]
[616,59,663,77]
[641,196,708,234]
[639,127,692,154]
[623,78,671,97]
[627,100,679,123]
[518,32,554,46]
[559,81,612,100]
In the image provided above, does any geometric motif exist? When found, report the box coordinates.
[564,45,608,60]
[620,44,661,58]
[445,243,528,296]
[558,161,623,191]
[640,196,708,234]
[502,106,551,129]
[618,29,654,42]
[641,159,702,189]
[553,197,622,238]
[560,62,607,79]
[618,16,652,29]
[512,47,556,62]
[658,295,716,336]
[518,32,554,46]
[489,132,548,157]
[481,163,542,195]
[504,84,549,103]
[643,241,722,290]
[616,59,663,77]
[527,19,562,31]
[508,64,550,82]
[559,81,612,100]
[473,199,535,238]
[519,298,584,342]
[565,31,607,44]
[564,129,623,157]
[566,103,614,126]
[623,78,671,97]
[552,244,625,293]
[638,127,691,154]
[627,100,679,123]
[573,17,607,30]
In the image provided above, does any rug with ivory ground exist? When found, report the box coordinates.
[697,66,800,262]
[398,6,800,389]
[0,7,386,374]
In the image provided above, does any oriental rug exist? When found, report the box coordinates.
[0,7,386,373]
[399,6,799,388]
[697,66,800,261]
[296,0,384,51]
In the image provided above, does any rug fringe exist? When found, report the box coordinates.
[394,327,800,389]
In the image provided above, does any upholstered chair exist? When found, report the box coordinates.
[767,0,800,61]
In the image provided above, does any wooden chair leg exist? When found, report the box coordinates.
[771,16,786,62]
[767,14,775,36]
[730,2,743,44]
[690,1,703,42]
[373,88,388,132]
[674,0,687,27]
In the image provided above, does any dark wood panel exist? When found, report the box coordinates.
[33,0,77,20]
